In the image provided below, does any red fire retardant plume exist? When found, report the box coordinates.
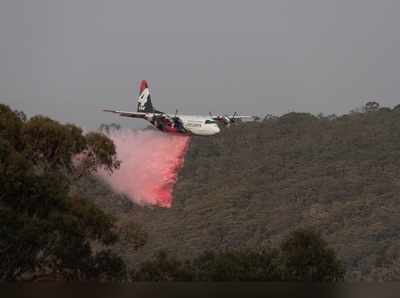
[97,129,191,208]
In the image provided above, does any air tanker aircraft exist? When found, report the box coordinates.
[104,80,255,136]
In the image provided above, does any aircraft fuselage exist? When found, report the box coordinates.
[147,114,220,136]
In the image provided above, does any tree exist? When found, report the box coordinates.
[279,228,345,281]
[0,104,25,149]
[21,116,119,176]
[131,251,193,281]
[393,104,400,112]
[191,250,281,281]
[132,228,344,282]
[0,104,127,281]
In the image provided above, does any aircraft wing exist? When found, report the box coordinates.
[212,115,257,121]
[103,109,149,119]
[227,115,255,120]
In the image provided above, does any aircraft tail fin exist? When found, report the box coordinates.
[137,80,155,113]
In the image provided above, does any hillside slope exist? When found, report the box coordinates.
[95,108,400,281]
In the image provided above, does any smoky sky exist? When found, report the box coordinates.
[1,0,400,129]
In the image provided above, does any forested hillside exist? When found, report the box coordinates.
[111,103,400,281]
[3,101,400,281]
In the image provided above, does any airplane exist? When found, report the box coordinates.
[103,80,255,136]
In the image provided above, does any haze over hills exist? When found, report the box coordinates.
[88,104,400,281]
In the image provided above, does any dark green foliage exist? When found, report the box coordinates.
[0,104,25,149]
[22,116,87,170]
[0,208,49,280]
[132,251,193,281]
[0,104,127,281]
[279,228,345,281]
[21,115,119,176]
[84,131,121,174]
[89,250,127,281]
[191,249,281,281]
[393,104,400,112]
[132,229,343,282]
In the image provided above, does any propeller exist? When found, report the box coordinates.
[210,112,241,126]
[231,112,238,122]
[224,112,238,124]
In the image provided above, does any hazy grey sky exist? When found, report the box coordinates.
[1,0,400,129]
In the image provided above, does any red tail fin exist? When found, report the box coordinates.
[139,80,149,94]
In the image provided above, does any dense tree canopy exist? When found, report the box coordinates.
[131,229,344,282]
[279,229,345,281]
[0,104,125,281]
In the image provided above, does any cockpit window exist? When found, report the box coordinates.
[205,120,217,124]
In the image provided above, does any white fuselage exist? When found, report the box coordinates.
[179,115,220,136]
[148,114,220,136]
